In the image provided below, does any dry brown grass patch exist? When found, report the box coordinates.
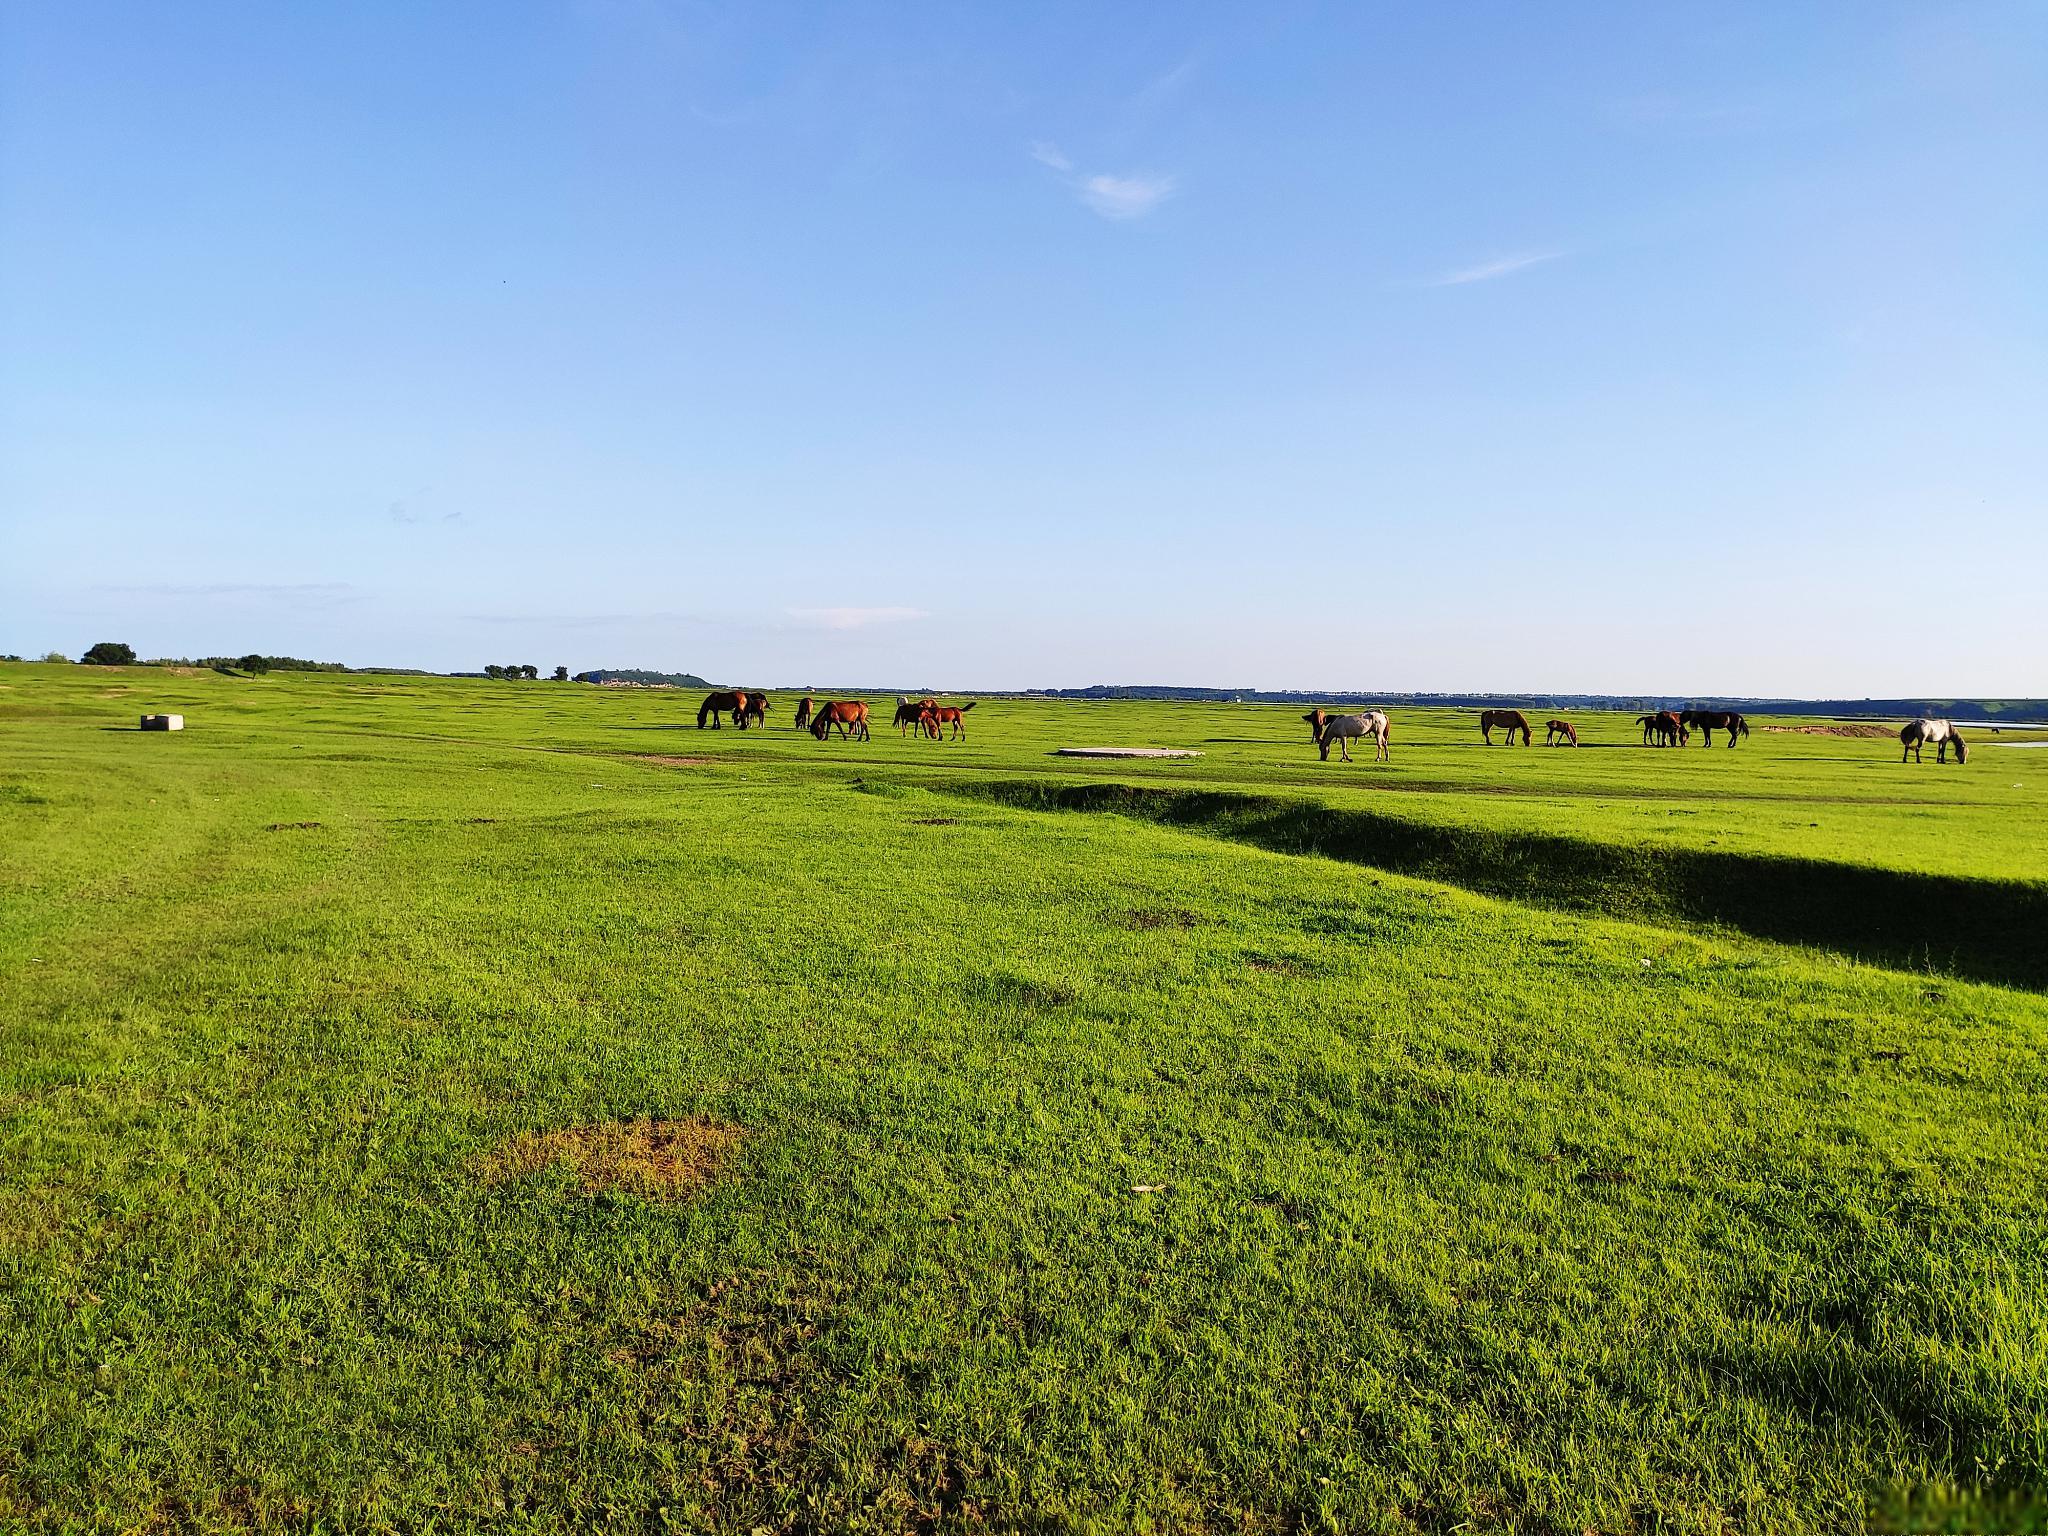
[631,754,716,768]
[480,1116,741,1201]
[1763,723,1896,738]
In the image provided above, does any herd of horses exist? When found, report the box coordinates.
[695,690,976,742]
[697,689,1969,766]
[1302,706,1968,764]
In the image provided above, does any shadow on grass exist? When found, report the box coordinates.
[943,780,2048,992]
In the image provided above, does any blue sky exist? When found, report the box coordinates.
[4,1,2044,692]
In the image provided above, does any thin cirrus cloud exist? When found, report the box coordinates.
[1429,250,1564,286]
[785,606,928,631]
[1032,141,1178,220]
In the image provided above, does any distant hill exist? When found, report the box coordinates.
[573,668,714,689]
[1022,686,2048,722]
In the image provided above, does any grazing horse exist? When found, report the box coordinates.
[1682,709,1748,748]
[737,692,771,728]
[922,701,976,740]
[1479,709,1532,746]
[893,697,937,736]
[810,700,870,741]
[1305,708,1391,763]
[1638,711,1687,747]
[1545,718,1578,746]
[697,690,753,730]
[1900,718,1967,764]
[791,695,814,731]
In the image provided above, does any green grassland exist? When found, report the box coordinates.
[3,664,2045,1532]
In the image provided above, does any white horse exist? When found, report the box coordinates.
[1304,707,1391,763]
[1901,718,1967,764]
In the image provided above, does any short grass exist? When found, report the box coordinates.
[3,664,2045,1532]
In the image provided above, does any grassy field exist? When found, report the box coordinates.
[4,663,2046,1532]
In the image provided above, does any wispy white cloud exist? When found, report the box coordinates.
[785,606,928,631]
[1124,55,1198,122]
[1030,144,1179,221]
[1429,250,1563,286]
[1078,172,1178,220]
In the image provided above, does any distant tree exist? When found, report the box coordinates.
[236,654,272,674]
[42,652,70,664]
[552,665,568,681]
[81,641,136,666]
[484,664,506,679]
[520,664,539,680]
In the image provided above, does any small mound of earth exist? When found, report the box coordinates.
[1763,724,1895,738]
[1053,747,1203,759]
[480,1116,741,1201]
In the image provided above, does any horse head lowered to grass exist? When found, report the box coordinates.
[1304,708,1391,763]
[1901,718,1966,764]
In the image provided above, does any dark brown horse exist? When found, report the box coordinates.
[893,697,937,736]
[1638,711,1686,747]
[1681,709,1748,747]
[921,701,976,739]
[697,690,754,729]
[1479,709,1532,745]
[1545,718,1578,746]
[791,695,814,731]
[810,700,870,741]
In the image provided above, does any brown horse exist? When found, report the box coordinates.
[810,701,870,741]
[1545,718,1578,746]
[893,696,937,736]
[791,695,814,731]
[1479,709,1532,745]
[697,690,753,729]
[737,692,771,728]
[921,701,976,740]
[1681,709,1747,747]
[1638,711,1686,747]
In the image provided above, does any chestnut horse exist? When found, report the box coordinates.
[1479,709,1532,745]
[810,701,870,741]
[921,701,976,740]
[1900,718,1967,764]
[1681,709,1748,748]
[791,696,814,731]
[697,690,754,730]
[737,692,771,728]
[1304,707,1391,763]
[1545,719,1578,746]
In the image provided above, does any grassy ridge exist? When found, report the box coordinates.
[944,779,2048,990]
[3,664,2046,1531]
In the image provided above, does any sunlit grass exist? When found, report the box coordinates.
[2,664,2043,1532]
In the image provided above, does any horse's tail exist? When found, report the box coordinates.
[959,701,976,712]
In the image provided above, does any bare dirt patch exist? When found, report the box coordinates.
[266,821,322,832]
[1764,724,1896,738]
[1244,954,1312,975]
[911,817,958,826]
[479,1116,741,1201]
